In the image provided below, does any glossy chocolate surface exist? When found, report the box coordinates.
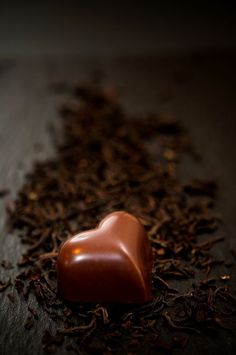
[57,211,153,303]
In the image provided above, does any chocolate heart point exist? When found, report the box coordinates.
[57,211,153,303]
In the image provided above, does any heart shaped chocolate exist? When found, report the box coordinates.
[57,211,153,303]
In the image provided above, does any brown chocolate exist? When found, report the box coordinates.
[57,211,153,303]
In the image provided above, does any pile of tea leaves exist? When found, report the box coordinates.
[4,84,236,353]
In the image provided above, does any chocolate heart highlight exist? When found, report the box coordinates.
[57,211,153,303]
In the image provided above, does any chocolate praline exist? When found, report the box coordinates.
[57,211,153,303]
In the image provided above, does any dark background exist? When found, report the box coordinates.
[0,1,236,355]
[0,1,236,56]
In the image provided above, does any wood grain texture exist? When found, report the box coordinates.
[0,53,236,354]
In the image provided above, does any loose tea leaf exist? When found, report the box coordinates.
[0,188,10,198]
[4,83,235,354]
[1,260,14,269]
[0,278,11,292]
[24,315,34,330]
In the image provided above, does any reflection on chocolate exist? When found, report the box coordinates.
[57,211,153,303]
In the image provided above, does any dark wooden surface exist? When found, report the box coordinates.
[0,52,236,354]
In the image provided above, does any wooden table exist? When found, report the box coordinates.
[0,52,236,354]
